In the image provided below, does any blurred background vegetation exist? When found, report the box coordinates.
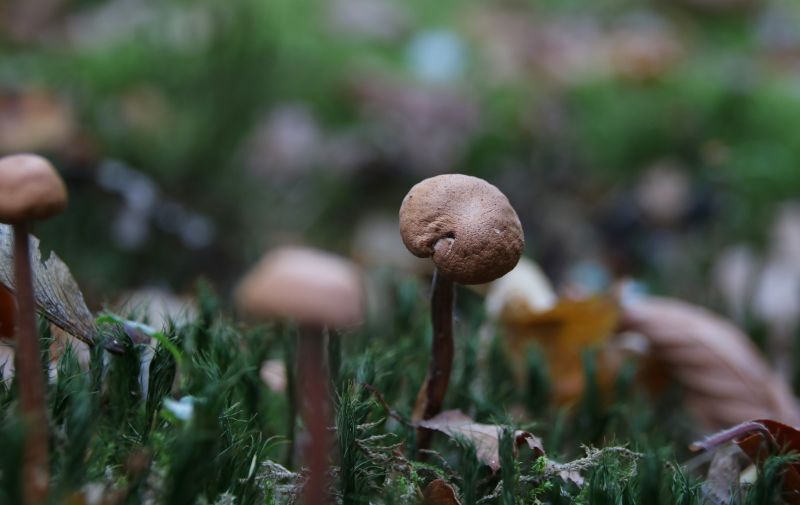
[1,0,800,315]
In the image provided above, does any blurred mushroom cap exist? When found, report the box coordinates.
[399,174,524,285]
[0,153,67,224]
[236,247,365,329]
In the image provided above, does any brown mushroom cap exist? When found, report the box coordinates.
[0,154,67,224]
[236,247,365,329]
[399,174,524,285]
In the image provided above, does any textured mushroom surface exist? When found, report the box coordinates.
[399,174,524,284]
[0,154,67,224]
[236,247,364,329]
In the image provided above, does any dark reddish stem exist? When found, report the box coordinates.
[298,327,329,505]
[415,270,454,453]
[13,223,49,505]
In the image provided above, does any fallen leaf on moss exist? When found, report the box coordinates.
[0,225,95,345]
[620,296,800,430]
[415,410,544,472]
[422,479,462,505]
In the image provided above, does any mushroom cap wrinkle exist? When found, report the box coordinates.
[399,174,524,285]
[0,154,67,224]
[236,247,365,329]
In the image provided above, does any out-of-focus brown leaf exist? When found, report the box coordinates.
[620,297,800,430]
[692,419,800,504]
[415,410,544,472]
[498,294,620,406]
[0,225,95,346]
[0,286,14,339]
[422,479,462,505]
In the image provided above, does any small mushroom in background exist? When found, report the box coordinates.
[0,153,68,505]
[236,246,365,505]
[399,173,524,451]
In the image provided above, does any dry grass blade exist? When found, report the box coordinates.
[619,296,800,430]
[0,224,95,345]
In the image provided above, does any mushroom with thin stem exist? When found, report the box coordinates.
[0,153,68,505]
[236,247,364,505]
[399,174,524,452]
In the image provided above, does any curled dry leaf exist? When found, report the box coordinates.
[415,410,544,472]
[620,296,800,431]
[0,224,95,345]
[422,479,462,505]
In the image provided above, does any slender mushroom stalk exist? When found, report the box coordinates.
[236,247,364,505]
[399,174,524,452]
[0,153,68,505]
[413,270,454,451]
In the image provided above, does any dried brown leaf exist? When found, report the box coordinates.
[415,410,544,472]
[422,479,462,505]
[0,225,95,345]
[619,296,800,430]
[498,295,620,406]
